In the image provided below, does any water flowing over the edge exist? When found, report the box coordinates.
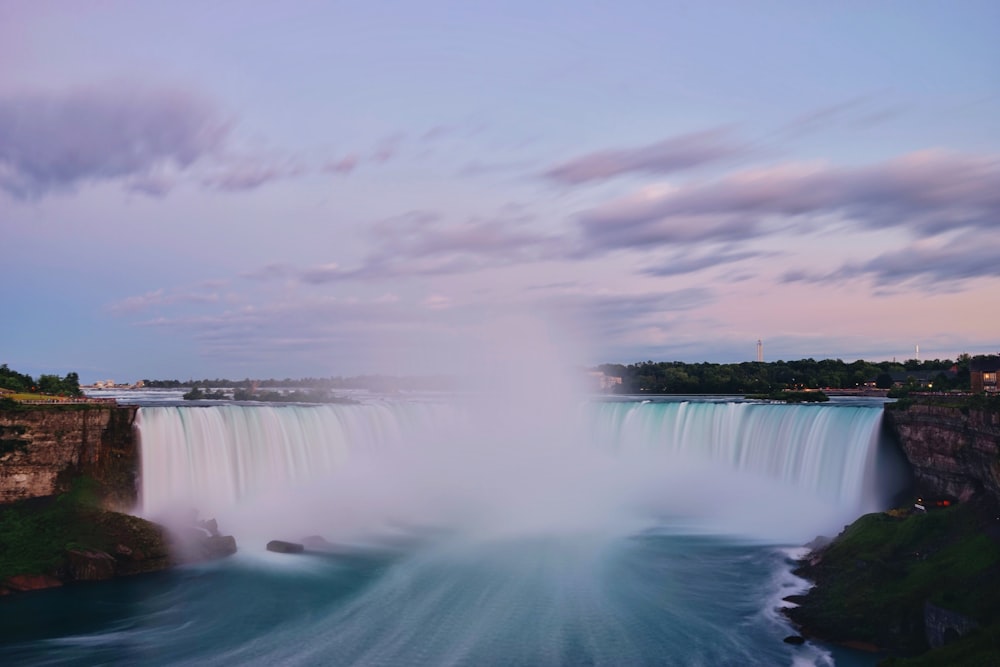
[136,399,898,544]
[0,399,901,667]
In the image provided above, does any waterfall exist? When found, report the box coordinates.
[589,400,886,506]
[136,398,899,543]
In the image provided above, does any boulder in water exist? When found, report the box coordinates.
[267,540,304,554]
[199,518,220,537]
[201,535,238,559]
[783,635,806,645]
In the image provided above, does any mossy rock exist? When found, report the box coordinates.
[787,502,1000,656]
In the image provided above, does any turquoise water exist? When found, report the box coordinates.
[0,398,900,666]
[0,531,875,666]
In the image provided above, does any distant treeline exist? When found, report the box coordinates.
[183,386,360,404]
[145,375,459,392]
[144,356,986,396]
[0,364,82,397]
[595,357,975,394]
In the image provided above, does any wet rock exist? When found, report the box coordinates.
[202,535,237,559]
[67,548,117,581]
[0,573,64,594]
[267,540,304,554]
[783,635,806,645]
[199,518,220,537]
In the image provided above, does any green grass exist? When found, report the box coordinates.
[880,619,1000,666]
[0,477,168,581]
[788,503,1000,656]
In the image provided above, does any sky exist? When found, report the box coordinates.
[2,1,999,383]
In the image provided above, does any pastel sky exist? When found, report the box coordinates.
[2,1,999,383]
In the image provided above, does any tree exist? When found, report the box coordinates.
[875,372,894,389]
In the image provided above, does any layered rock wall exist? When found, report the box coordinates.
[0,405,139,510]
[884,401,1000,503]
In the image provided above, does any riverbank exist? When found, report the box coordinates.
[0,478,236,595]
[785,493,1000,664]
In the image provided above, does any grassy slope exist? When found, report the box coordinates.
[787,502,1000,663]
[0,478,169,581]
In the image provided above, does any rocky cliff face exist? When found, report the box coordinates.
[884,400,1000,503]
[0,405,139,511]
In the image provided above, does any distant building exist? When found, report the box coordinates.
[888,371,939,389]
[588,372,623,391]
[970,356,1000,393]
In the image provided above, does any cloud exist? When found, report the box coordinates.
[544,128,746,184]
[0,84,228,198]
[301,263,345,284]
[541,287,714,340]
[131,292,454,373]
[107,286,221,314]
[641,249,766,277]
[296,210,561,283]
[785,231,1000,289]
[202,157,303,191]
[242,263,294,281]
[576,150,1000,254]
[323,154,361,175]
[372,133,404,164]
[777,96,901,138]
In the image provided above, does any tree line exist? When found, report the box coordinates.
[0,364,82,397]
[595,356,976,394]
[145,375,458,392]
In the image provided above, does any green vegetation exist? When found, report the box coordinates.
[881,620,1000,666]
[182,386,228,400]
[886,394,1000,414]
[596,357,967,394]
[147,374,457,392]
[0,478,166,581]
[182,385,360,404]
[0,364,81,397]
[787,502,1000,662]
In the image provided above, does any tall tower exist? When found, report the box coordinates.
[915,344,920,362]
[757,339,763,363]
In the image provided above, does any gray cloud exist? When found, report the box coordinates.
[297,210,561,284]
[323,154,360,175]
[778,96,901,138]
[641,249,765,277]
[785,231,1000,290]
[107,287,221,315]
[544,128,746,185]
[203,157,303,192]
[577,150,1000,254]
[544,288,714,339]
[0,85,228,198]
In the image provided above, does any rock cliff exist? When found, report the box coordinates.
[0,405,139,511]
[883,399,1000,504]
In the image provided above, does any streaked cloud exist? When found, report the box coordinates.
[0,84,228,198]
[544,128,746,185]
[107,286,222,314]
[202,156,304,192]
[576,150,1000,254]
[785,231,1000,289]
[641,249,766,277]
[297,210,562,283]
